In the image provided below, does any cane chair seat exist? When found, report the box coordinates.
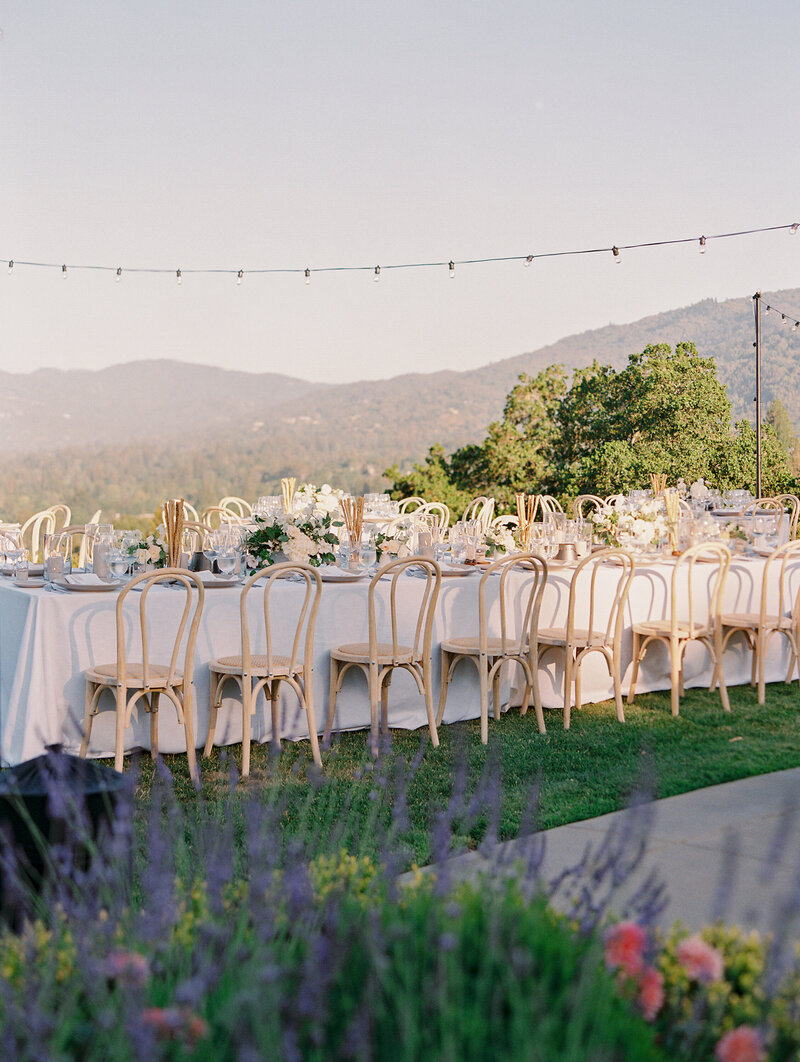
[331,642,415,664]
[537,626,612,648]
[205,562,323,775]
[721,612,791,630]
[629,619,712,640]
[440,635,514,654]
[85,662,181,687]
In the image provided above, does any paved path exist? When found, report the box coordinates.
[428,769,800,934]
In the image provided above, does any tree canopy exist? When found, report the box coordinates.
[388,342,794,507]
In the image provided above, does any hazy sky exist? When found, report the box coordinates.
[2,1,799,382]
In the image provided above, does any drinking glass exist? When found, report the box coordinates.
[216,550,237,578]
[109,549,131,581]
[3,529,23,571]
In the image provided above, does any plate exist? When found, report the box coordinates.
[437,565,479,578]
[54,577,121,593]
[320,569,368,583]
[14,577,45,588]
[191,575,240,589]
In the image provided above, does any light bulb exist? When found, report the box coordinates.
[448,260,455,278]
[7,260,13,275]
[699,235,707,254]
[765,305,771,315]
[793,322,798,332]
[176,269,182,286]
[304,268,311,285]
[237,270,243,286]
[374,265,381,283]
[782,314,788,325]
[524,255,533,268]
[612,246,621,264]
[61,264,67,279]
[791,223,799,234]
[115,267,122,283]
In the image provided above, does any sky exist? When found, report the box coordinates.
[1,1,799,383]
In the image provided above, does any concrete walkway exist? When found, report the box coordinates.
[430,768,800,934]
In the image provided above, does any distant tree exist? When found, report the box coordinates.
[766,397,800,474]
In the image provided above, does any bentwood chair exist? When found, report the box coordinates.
[775,494,800,540]
[572,495,605,520]
[415,501,450,532]
[205,562,323,775]
[537,548,636,728]
[398,497,426,515]
[462,497,496,532]
[218,496,253,518]
[80,569,205,780]
[490,514,520,532]
[183,502,201,523]
[21,509,57,563]
[48,504,72,529]
[716,540,800,704]
[437,553,548,742]
[325,557,441,755]
[539,495,564,515]
[201,505,244,529]
[628,543,731,717]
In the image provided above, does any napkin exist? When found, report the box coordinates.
[64,573,107,586]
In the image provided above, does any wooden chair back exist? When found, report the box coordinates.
[48,504,72,529]
[182,502,200,523]
[744,498,786,543]
[183,520,214,551]
[479,553,548,658]
[414,501,450,531]
[219,496,253,518]
[201,505,244,529]
[367,557,441,665]
[398,497,425,514]
[239,562,322,678]
[757,539,800,625]
[490,514,520,532]
[539,495,563,515]
[572,495,604,520]
[567,548,636,648]
[462,496,495,531]
[21,509,57,563]
[669,543,731,639]
[775,494,800,540]
[115,568,205,690]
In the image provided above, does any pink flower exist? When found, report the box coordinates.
[676,934,725,983]
[637,965,664,1021]
[714,1025,765,1062]
[104,950,150,988]
[603,922,647,976]
[141,1007,209,1046]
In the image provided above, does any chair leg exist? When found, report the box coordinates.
[422,659,439,749]
[380,672,392,736]
[611,652,625,722]
[324,658,340,744]
[574,655,583,713]
[479,657,489,744]
[530,648,546,735]
[114,686,127,773]
[670,640,681,717]
[491,663,502,721]
[303,669,323,768]
[204,669,221,757]
[149,691,161,760]
[563,648,574,730]
[627,632,640,704]
[80,681,95,758]
[436,650,452,725]
[270,680,282,754]
[368,662,380,757]
[757,630,766,705]
[241,679,253,778]
[181,686,199,784]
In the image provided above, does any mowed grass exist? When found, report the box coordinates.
[131,681,800,868]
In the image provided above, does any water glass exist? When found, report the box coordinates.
[216,550,237,578]
[44,533,72,581]
[108,548,131,581]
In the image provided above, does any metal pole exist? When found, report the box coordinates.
[753,291,762,498]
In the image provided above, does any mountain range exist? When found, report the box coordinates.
[2,286,798,521]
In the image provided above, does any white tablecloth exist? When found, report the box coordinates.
[1,554,798,765]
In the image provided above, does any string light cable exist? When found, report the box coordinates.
[755,295,800,332]
[3,220,798,284]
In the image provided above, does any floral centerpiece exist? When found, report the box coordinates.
[243,483,340,569]
[592,496,669,551]
[126,530,167,569]
[485,521,517,556]
[375,518,417,562]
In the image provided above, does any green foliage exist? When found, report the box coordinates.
[387,342,793,506]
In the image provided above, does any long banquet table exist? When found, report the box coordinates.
[1,553,799,766]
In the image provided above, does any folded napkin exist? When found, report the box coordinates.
[64,573,107,586]
[194,570,231,585]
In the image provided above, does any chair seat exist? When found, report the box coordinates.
[331,642,415,665]
[537,627,608,648]
[85,663,182,688]
[210,653,300,677]
[441,636,527,656]
[721,612,792,631]
[632,620,711,639]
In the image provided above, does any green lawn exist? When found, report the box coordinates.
[130,679,800,869]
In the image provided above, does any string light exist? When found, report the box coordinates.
[3,221,798,285]
[374,265,381,283]
[762,301,800,331]
[176,269,182,286]
[7,260,13,275]
[115,267,122,283]
[61,264,67,279]
[237,269,243,286]
[448,260,455,278]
